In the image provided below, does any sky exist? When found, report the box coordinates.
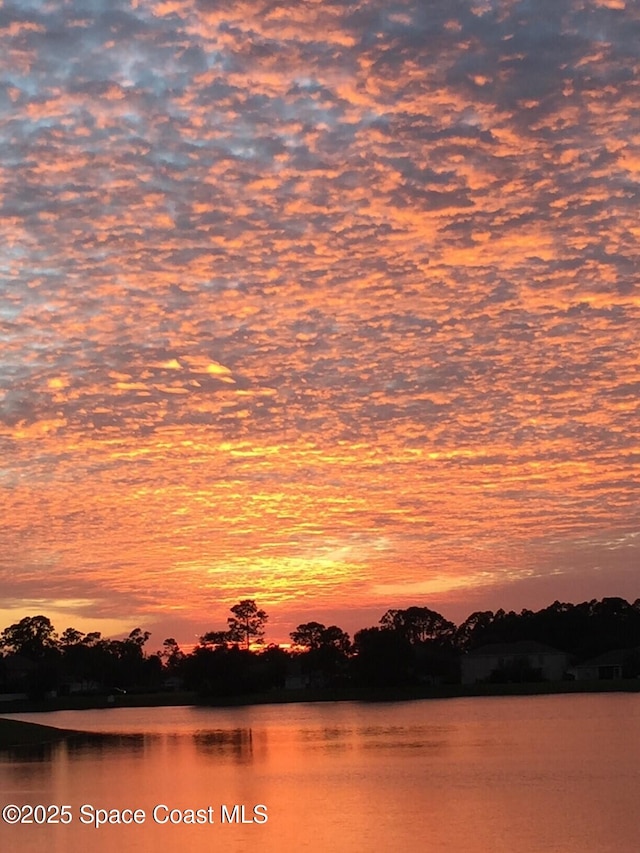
[1,0,638,648]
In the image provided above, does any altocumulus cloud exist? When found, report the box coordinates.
[0,0,638,640]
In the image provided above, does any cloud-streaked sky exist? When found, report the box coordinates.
[1,0,638,645]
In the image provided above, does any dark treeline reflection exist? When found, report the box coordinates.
[2,597,640,700]
[2,732,149,762]
[193,728,253,760]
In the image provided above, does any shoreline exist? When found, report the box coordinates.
[0,717,85,749]
[2,678,640,719]
[3,680,639,749]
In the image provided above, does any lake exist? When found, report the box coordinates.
[1,693,639,852]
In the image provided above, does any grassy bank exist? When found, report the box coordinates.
[0,690,198,714]
[0,717,82,749]
[196,678,640,708]
[2,679,639,718]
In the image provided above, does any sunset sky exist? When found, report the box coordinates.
[1,0,638,647]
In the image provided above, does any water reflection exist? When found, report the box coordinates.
[1,733,148,763]
[68,733,153,758]
[2,695,640,853]
[4,726,259,768]
[2,741,62,763]
[192,728,253,761]
[296,721,452,754]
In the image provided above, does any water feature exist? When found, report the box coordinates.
[2,693,639,852]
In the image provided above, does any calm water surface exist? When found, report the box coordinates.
[2,693,640,852]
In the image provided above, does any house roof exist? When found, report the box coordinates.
[574,649,630,668]
[466,641,566,658]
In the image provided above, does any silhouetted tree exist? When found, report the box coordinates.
[0,615,58,659]
[380,606,455,646]
[454,599,640,661]
[290,622,328,650]
[259,644,290,689]
[199,630,231,648]
[455,611,495,651]
[227,600,268,649]
[160,638,185,673]
[106,628,154,689]
[4,594,640,699]
[290,622,351,686]
[352,626,413,687]
[59,627,84,648]
[290,622,351,653]
[185,645,264,697]
[58,628,104,690]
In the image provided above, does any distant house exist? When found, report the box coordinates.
[571,649,633,681]
[0,692,28,703]
[461,641,570,685]
[162,675,185,692]
[58,679,102,696]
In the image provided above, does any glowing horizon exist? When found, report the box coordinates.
[1,0,638,647]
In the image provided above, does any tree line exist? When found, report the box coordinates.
[2,596,640,700]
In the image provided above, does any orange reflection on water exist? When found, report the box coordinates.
[4,697,640,853]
